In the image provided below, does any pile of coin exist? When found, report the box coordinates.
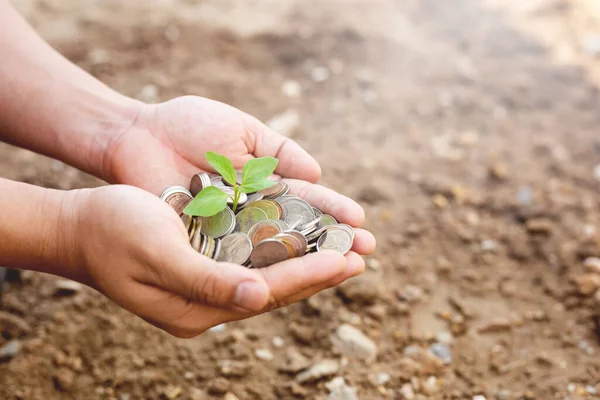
[160,172,355,268]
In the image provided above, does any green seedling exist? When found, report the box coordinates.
[183,152,278,217]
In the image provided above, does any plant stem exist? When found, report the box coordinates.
[232,185,240,213]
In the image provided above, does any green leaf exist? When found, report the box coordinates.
[242,157,278,186]
[206,152,237,186]
[183,186,229,217]
[239,179,277,194]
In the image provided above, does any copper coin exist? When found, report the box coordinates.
[217,232,253,265]
[190,172,212,196]
[283,230,308,256]
[274,233,304,257]
[259,182,287,198]
[247,220,281,246]
[162,189,193,216]
[250,239,290,268]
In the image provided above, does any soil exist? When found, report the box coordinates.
[2,0,600,399]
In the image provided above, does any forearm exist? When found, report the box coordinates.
[0,1,142,182]
[0,178,87,283]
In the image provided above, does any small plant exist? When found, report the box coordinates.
[183,152,278,217]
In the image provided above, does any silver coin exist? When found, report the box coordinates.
[190,173,212,196]
[332,223,355,242]
[281,198,315,230]
[239,192,265,209]
[273,219,290,231]
[318,214,338,228]
[235,207,268,234]
[316,228,353,254]
[211,180,248,205]
[312,207,323,218]
[212,238,222,260]
[217,232,253,265]
[223,172,244,187]
[160,186,191,201]
[201,208,236,238]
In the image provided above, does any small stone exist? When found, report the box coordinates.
[163,385,182,400]
[336,277,378,305]
[489,161,508,180]
[432,194,449,209]
[53,368,75,391]
[266,109,300,137]
[525,218,553,235]
[366,304,387,321]
[137,84,159,103]
[366,258,382,271]
[397,284,423,303]
[255,348,274,361]
[473,396,487,400]
[224,393,240,400]
[0,340,22,362]
[481,240,497,252]
[207,378,230,395]
[289,382,308,396]
[429,343,452,364]
[311,66,330,82]
[164,26,180,42]
[435,331,453,344]
[584,257,600,274]
[376,373,391,386]
[272,336,284,348]
[281,80,302,98]
[0,311,31,336]
[421,376,438,395]
[88,48,110,65]
[331,324,377,362]
[517,186,533,206]
[326,377,358,400]
[277,348,311,373]
[296,360,339,383]
[218,360,249,377]
[289,322,314,344]
[208,323,227,333]
[183,372,195,381]
[399,383,415,399]
[575,274,600,295]
[54,279,83,296]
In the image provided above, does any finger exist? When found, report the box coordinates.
[255,250,347,305]
[140,243,271,313]
[352,228,377,255]
[243,115,321,183]
[283,179,366,227]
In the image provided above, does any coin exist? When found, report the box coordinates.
[247,220,282,246]
[223,172,244,187]
[281,197,315,230]
[259,182,289,199]
[191,226,203,251]
[200,208,235,238]
[312,207,323,218]
[182,214,192,232]
[274,232,305,257]
[283,230,308,256]
[239,192,264,209]
[250,239,291,268]
[235,207,268,234]
[273,219,290,231]
[334,223,355,242]
[188,217,198,241]
[211,178,248,205]
[160,187,193,216]
[190,172,212,196]
[217,232,253,265]
[318,214,337,228]
[213,238,222,260]
[316,228,353,254]
[245,200,282,220]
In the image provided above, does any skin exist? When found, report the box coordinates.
[0,1,376,337]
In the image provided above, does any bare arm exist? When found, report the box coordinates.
[0,0,141,181]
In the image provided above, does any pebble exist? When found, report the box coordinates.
[376,372,391,385]
[311,66,330,82]
[584,257,600,274]
[137,84,159,103]
[421,376,438,395]
[481,240,497,252]
[277,348,311,373]
[164,26,180,42]
[0,311,31,336]
[163,385,182,400]
[281,80,302,98]
[289,322,314,344]
[397,284,423,303]
[255,348,274,361]
[272,336,284,348]
[488,161,508,180]
[208,324,227,333]
[517,186,533,206]
[53,368,76,391]
[266,109,300,137]
[54,279,83,296]
[224,393,240,400]
[336,277,379,305]
[435,331,453,344]
[183,371,195,381]
[218,360,249,377]
[296,359,339,383]
[525,218,553,235]
[477,318,513,333]
[325,377,358,400]
[0,340,22,361]
[429,343,452,364]
[332,324,377,362]
[366,258,382,271]
[207,378,230,395]
[87,48,111,65]
[399,383,415,399]
[473,396,487,400]
[575,274,600,295]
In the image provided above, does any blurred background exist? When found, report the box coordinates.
[2,0,600,398]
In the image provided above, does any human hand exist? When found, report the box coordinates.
[72,185,374,337]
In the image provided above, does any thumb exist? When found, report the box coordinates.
[145,244,271,312]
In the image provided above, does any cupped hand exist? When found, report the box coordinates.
[75,185,374,337]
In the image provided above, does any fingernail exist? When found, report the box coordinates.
[234,281,268,311]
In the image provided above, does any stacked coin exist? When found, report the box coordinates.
[160,174,355,268]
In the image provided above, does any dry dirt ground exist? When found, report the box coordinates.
[2,0,600,399]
